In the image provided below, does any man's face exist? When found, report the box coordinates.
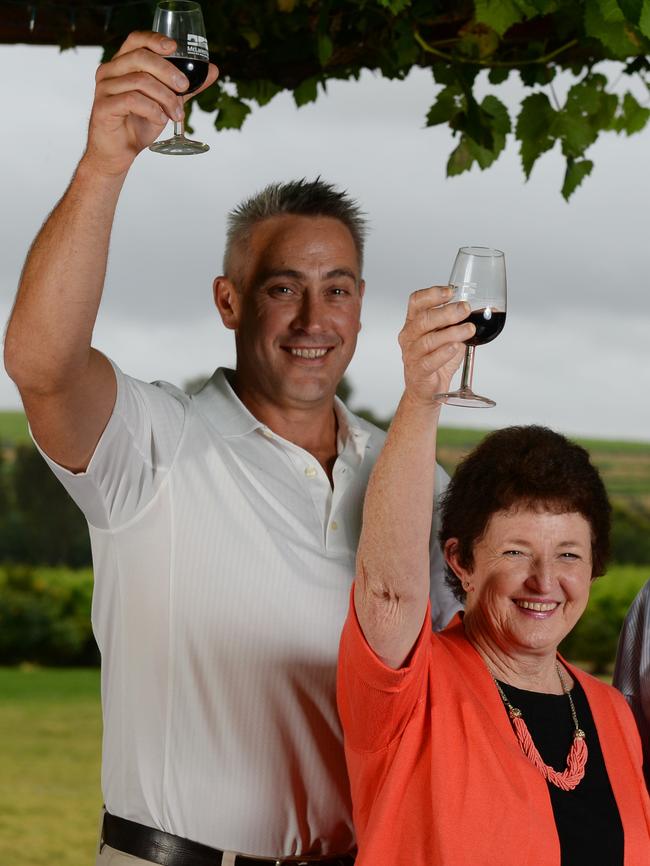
[218,214,365,410]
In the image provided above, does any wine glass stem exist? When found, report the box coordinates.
[459,345,475,392]
[173,118,185,138]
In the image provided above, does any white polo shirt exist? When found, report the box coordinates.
[36,363,459,857]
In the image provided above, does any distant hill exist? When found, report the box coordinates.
[434,427,650,509]
[1,409,648,507]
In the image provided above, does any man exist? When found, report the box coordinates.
[613,579,650,789]
[4,31,459,866]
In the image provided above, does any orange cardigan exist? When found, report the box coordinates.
[338,602,650,866]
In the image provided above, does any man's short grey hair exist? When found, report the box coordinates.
[223,178,368,280]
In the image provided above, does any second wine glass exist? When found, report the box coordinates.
[435,246,507,408]
[149,1,210,156]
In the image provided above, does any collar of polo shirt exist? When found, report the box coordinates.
[192,368,370,459]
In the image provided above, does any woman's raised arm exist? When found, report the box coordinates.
[353,285,474,668]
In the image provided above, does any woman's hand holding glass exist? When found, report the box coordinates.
[398,285,476,410]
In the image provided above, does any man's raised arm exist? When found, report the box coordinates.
[4,32,217,472]
[353,286,474,668]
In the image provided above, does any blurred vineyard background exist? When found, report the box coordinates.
[0,402,648,865]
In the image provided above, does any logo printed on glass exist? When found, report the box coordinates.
[450,281,478,300]
[186,33,209,61]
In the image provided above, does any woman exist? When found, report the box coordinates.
[337,286,650,865]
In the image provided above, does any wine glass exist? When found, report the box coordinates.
[435,246,507,408]
[149,1,210,156]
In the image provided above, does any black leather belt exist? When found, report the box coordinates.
[101,812,355,866]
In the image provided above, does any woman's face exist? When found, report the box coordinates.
[446,508,594,659]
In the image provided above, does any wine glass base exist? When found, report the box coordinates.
[149,135,209,155]
[435,388,496,408]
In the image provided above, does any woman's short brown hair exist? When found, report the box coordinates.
[439,425,611,602]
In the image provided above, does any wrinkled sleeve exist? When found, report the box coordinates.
[337,585,432,754]
[613,578,650,786]
[30,359,187,530]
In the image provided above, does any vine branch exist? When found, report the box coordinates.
[413,28,578,69]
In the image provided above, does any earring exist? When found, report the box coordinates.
[462,581,472,592]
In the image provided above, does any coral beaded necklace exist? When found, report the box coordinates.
[492,662,588,791]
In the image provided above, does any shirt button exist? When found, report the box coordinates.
[261,428,273,438]
[330,520,339,531]
[304,466,317,478]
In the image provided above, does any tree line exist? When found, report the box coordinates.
[0,419,648,670]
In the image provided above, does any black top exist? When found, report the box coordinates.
[496,676,624,866]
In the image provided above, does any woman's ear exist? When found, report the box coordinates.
[444,538,474,593]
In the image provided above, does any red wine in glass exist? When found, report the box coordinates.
[463,308,506,347]
[167,57,209,95]
[149,1,211,156]
[435,247,507,408]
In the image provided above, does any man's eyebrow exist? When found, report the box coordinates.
[256,268,305,283]
[255,267,359,285]
[324,268,357,281]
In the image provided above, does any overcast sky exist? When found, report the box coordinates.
[2,43,649,442]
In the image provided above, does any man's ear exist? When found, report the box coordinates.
[213,276,241,330]
[357,279,365,333]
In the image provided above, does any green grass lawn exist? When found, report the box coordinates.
[1,563,647,866]
[0,667,102,866]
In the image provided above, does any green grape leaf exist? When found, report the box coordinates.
[317,33,334,66]
[458,22,500,59]
[293,77,319,107]
[215,93,252,130]
[425,85,464,127]
[567,78,603,114]
[592,90,619,127]
[614,91,650,132]
[467,96,510,167]
[639,0,650,36]
[447,138,475,175]
[482,94,511,135]
[617,0,643,23]
[390,19,420,67]
[488,67,510,84]
[474,0,527,35]
[432,64,459,86]
[554,111,597,156]
[519,62,556,87]
[528,0,560,10]
[240,29,261,50]
[561,158,594,200]
[561,74,617,137]
[585,0,640,56]
[516,92,558,177]
[237,80,283,107]
[598,0,626,21]
[466,137,503,169]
